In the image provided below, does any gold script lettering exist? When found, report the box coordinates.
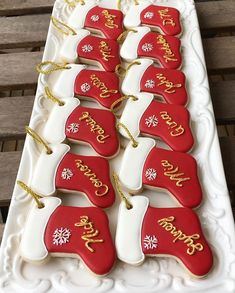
[158,216,203,255]
[75,159,109,196]
[102,10,118,29]
[156,35,177,63]
[79,111,110,143]
[75,215,104,252]
[160,111,184,137]
[156,73,182,94]
[99,41,115,61]
[161,159,190,187]
[158,8,176,27]
[90,74,118,98]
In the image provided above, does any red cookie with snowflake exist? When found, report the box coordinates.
[119,137,202,208]
[68,2,124,39]
[116,196,213,277]
[20,197,116,275]
[122,59,187,106]
[124,3,182,36]
[30,144,115,208]
[120,27,181,69]
[60,29,120,71]
[119,93,193,152]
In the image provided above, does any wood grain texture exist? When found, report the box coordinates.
[0,96,34,140]
[0,51,43,91]
[0,14,50,49]
[211,81,235,125]
[0,0,54,16]
[0,151,21,206]
[203,37,235,74]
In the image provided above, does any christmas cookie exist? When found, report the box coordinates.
[20,197,116,276]
[49,64,122,109]
[116,196,213,277]
[67,1,124,39]
[119,137,202,208]
[60,29,120,71]
[30,143,115,208]
[124,3,182,36]
[120,27,182,69]
[43,98,119,158]
[119,93,193,152]
[122,59,187,105]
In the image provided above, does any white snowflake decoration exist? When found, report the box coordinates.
[145,79,155,89]
[53,227,71,246]
[67,123,80,133]
[82,44,93,53]
[145,115,159,128]
[81,82,91,93]
[142,43,153,52]
[61,168,74,180]
[143,235,158,249]
[91,15,99,22]
[144,11,155,19]
[145,168,157,181]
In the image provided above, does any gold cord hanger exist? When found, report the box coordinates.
[110,95,138,113]
[116,122,138,148]
[51,16,77,36]
[115,61,141,77]
[113,173,132,209]
[64,0,85,8]
[117,29,137,44]
[17,181,44,209]
[36,61,71,75]
[44,86,65,106]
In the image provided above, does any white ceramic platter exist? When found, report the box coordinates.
[1,0,235,292]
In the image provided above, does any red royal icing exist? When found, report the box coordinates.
[140,66,187,105]
[55,152,115,208]
[85,6,124,39]
[142,147,202,208]
[140,100,194,152]
[65,106,119,158]
[74,69,122,109]
[140,5,182,36]
[141,207,213,277]
[137,32,182,69]
[45,205,116,275]
[77,35,120,72]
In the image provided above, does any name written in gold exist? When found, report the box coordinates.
[90,74,118,98]
[158,8,176,27]
[158,216,203,255]
[156,73,182,94]
[75,215,104,252]
[99,41,115,61]
[160,111,184,137]
[102,10,118,29]
[156,35,177,63]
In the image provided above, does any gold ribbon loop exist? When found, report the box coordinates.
[17,181,44,209]
[110,95,138,113]
[115,61,141,77]
[44,86,65,106]
[36,61,71,75]
[117,0,139,10]
[25,126,53,155]
[116,122,139,148]
[51,16,77,36]
[65,0,85,8]
[113,173,133,210]
[117,29,137,44]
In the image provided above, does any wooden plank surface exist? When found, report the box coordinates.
[0,51,43,91]
[0,96,34,140]
[0,0,54,16]
[0,224,5,243]
[0,14,50,49]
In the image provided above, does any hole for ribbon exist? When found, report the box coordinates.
[17,181,44,209]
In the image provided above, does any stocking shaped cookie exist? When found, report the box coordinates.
[122,59,187,105]
[50,64,122,109]
[119,137,202,208]
[124,3,182,36]
[120,27,182,69]
[67,1,124,39]
[43,98,119,158]
[30,144,115,208]
[116,196,213,277]
[60,29,120,71]
[119,93,193,152]
[21,197,116,276]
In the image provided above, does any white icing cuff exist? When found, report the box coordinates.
[120,26,150,62]
[119,137,155,192]
[124,2,150,29]
[119,93,153,138]
[60,30,90,63]
[122,58,153,95]
[31,144,70,196]
[21,197,61,263]
[116,196,149,265]
[68,2,96,29]
[43,98,80,144]
[51,64,86,99]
